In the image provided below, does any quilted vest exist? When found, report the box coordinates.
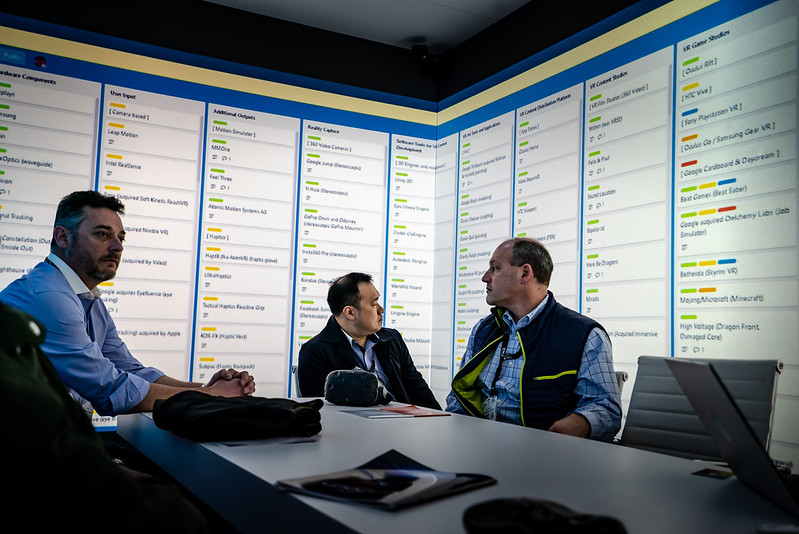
[452,292,602,429]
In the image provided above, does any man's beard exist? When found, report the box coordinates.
[91,264,117,281]
[90,255,120,281]
[66,235,119,283]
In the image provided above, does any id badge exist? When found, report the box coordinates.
[482,394,498,421]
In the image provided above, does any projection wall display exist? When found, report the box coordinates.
[1,0,797,463]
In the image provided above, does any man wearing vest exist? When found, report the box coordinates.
[445,238,621,440]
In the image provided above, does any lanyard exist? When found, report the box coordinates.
[489,332,522,395]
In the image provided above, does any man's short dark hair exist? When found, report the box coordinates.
[53,190,126,234]
[327,272,373,316]
[509,238,553,286]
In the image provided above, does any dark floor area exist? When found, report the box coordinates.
[100,431,242,533]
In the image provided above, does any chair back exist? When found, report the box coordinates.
[620,355,782,460]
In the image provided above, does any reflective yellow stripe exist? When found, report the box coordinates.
[534,369,577,380]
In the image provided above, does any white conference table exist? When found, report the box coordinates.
[117,400,796,533]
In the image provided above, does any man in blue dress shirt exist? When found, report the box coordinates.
[445,238,621,440]
[0,190,255,417]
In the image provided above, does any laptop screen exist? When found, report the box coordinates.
[666,358,799,520]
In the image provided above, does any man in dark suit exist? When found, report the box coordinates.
[298,272,441,410]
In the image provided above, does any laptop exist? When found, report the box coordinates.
[666,358,799,521]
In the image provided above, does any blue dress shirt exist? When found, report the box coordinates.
[341,329,393,393]
[0,254,164,416]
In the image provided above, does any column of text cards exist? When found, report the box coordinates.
[386,135,437,372]
[98,85,204,381]
[674,7,798,362]
[583,48,674,363]
[514,85,583,310]
[453,113,513,363]
[195,106,300,394]
[293,121,388,354]
[0,66,98,287]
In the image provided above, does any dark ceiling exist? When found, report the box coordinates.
[1,0,653,104]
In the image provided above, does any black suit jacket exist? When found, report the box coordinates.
[297,316,441,410]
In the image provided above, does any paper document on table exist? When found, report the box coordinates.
[275,449,496,510]
[343,405,451,419]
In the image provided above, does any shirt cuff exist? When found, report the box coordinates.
[107,372,153,416]
[573,406,616,441]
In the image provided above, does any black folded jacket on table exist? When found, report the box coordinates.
[153,391,323,442]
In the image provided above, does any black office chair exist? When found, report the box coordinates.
[618,355,782,461]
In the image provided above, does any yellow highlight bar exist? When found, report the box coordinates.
[103,185,121,191]
[699,208,716,215]
[199,357,215,362]
[207,227,222,232]
[107,122,125,128]
[109,102,126,108]
[699,260,716,266]
[98,282,114,287]
[106,154,122,160]
[699,182,716,189]
[681,133,698,142]
[535,370,578,380]
[205,266,220,271]
[201,327,216,331]
[206,246,221,251]
[203,296,218,301]
[699,287,717,293]
[682,82,699,91]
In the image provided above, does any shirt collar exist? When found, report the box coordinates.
[502,293,549,330]
[340,327,381,348]
[46,253,101,299]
